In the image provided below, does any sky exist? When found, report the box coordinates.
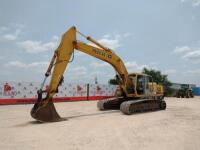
[0,0,200,85]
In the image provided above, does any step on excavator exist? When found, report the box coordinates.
[31,26,166,122]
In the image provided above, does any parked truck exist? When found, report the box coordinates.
[176,84,194,98]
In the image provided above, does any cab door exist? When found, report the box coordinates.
[144,76,151,96]
[136,75,151,97]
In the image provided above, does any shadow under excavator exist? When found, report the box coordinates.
[63,110,119,119]
[13,110,120,127]
[13,120,43,127]
[13,109,164,128]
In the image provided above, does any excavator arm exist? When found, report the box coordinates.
[31,26,133,122]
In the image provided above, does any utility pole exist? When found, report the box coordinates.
[95,76,98,84]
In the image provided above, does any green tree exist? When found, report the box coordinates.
[142,67,173,96]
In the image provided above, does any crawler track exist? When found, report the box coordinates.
[120,99,166,115]
[97,98,123,110]
[97,97,166,114]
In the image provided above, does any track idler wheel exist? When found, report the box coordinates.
[160,100,166,110]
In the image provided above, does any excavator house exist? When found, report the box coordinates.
[31,26,166,122]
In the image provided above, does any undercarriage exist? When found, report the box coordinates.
[97,97,166,115]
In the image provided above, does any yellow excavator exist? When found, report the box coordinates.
[31,26,166,122]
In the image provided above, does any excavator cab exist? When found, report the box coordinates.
[128,73,151,97]
[137,75,145,95]
[137,75,152,97]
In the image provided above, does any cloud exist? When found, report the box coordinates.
[97,34,121,49]
[2,34,17,41]
[174,46,191,53]
[64,66,88,82]
[163,69,177,74]
[90,61,151,73]
[90,61,157,73]
[88,32,131,50]
[0,28,21,41]
[0,26,9,33]
[0,24,23,41]
[5,61,48,68]
[173,44,200,63]
[4,60,49,74]
[17,37,58,53]
[98,38,120,49]
[52,35,59,41]
[4,61,88,80]
[70,66,87,76]
[123,32,131,38]
[0,24,58,54]
[181,0,200,7]
[90,62,109,68]
[125,61,149,72]
[192,0,200,6]
[182,50,200,62]
[0,56,4,60]
[186,69,200,75]
[125,61,178,76]
[185,69,200,84]
[10,23,25,30]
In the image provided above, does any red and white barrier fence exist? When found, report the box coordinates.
[0,82,118,105]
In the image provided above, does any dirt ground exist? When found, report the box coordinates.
[0,97,200,150]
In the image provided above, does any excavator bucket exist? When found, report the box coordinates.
[31,100,63,122]
[30,90,66,122]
